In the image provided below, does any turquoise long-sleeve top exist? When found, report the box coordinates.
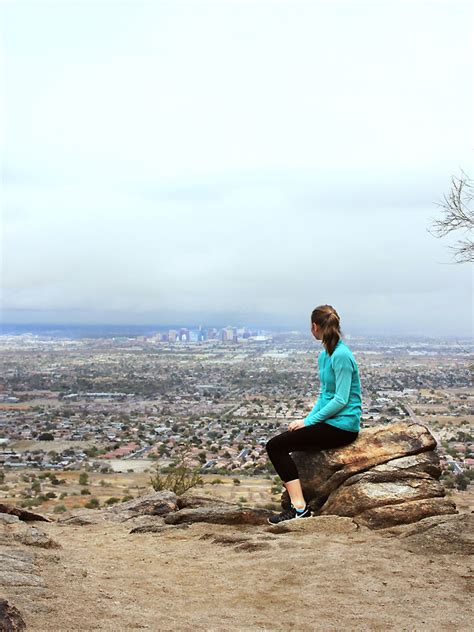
[303,338,362,432]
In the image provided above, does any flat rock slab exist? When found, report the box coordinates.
[279,515,360,535]
[351,497,458,530]
[378,512,474,555]
[103,490,178,518]
[0,504,50,523]
[176,494,237,509]
[129,523,190,534]
[0,546,45,591]
[56,508,111,526]
[1,522,60,549]
[320,475,447,517]
[164,505,274,526]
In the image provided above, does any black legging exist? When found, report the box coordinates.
[265,422,359,483]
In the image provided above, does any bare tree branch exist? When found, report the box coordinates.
[428,170,474,263]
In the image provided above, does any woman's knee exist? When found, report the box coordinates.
[266,432,288,454]
[265,437,276,455]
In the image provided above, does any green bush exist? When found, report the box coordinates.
[19,498,42,508]
[104,497,120,506]
[80,488,91,495]
[53,504,67,513]
[84,497,100,509]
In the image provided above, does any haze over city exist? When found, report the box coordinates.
[1,1,473,336]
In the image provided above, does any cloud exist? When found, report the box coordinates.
[0,1,472,336]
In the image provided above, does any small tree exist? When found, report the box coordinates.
[429,170,474,263]
[78,472,89,486]
[150,446,203,496]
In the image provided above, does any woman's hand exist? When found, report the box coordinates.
[288,420,305,432]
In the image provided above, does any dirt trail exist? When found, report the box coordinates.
[16,515,472,631]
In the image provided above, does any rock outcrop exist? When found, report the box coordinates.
[164,504,273,526]
[102,490,179,520]
[1,510,58,631]
[281,421,457,529]
[0,598,26,631]
[379,512,474,555]
[0,505,50,523]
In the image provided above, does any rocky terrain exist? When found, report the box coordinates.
[1,421,472,631]
[0,496,473,631]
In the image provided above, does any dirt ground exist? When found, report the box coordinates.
[15,510,473,632]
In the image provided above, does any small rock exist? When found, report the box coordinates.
[0,598,26,631]
[15,526,61,549]
[0,513,20,525]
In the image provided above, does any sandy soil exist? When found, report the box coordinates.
[15,512,473,632]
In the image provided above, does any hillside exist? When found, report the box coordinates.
[1,498,473,631]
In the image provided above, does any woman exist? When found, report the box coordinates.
[266,304,361,524]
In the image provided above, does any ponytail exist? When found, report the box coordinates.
[311,305,342,356]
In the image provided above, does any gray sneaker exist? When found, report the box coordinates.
[267,503,312,524]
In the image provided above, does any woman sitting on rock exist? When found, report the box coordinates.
[266,304,362,524]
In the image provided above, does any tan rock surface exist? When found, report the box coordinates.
[2,510,470,631]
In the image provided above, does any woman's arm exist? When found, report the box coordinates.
[303,396,323,426]
[304,354,353,425]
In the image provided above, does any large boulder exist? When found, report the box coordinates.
[281,421,458,529]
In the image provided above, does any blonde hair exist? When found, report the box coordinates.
[311,304,342,356]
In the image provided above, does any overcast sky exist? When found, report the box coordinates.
[1,0,473,336]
